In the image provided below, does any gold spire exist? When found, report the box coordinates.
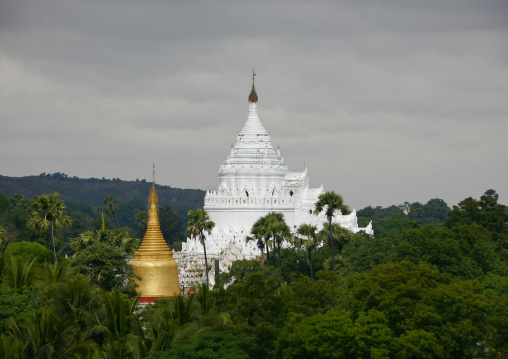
[248,70,258,103]
[101,212,106,231]
[139,165,165,251]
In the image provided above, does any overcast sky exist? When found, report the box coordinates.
[1,0,507,209]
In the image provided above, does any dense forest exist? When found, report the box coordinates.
[0,173,205,220]
[0,184,507,358]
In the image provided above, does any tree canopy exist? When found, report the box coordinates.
[0,189,507,358]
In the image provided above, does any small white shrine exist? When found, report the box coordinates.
[175,75,373,286]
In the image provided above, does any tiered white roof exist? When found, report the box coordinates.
[218,100,288,187]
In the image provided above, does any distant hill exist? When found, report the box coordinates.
[0,173,205,215]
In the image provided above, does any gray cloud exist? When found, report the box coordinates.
[0,0,507,209]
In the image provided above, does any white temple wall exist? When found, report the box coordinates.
[219,173,287,194]
[206,207,299,232]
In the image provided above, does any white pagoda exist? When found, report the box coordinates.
[175,75,373,286]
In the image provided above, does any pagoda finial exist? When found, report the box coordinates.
[148,164,158,208]
[249,70,258,103]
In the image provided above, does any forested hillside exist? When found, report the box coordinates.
[0,173,205,215]
[357,198,451,238]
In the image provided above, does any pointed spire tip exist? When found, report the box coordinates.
[249,70,258,103]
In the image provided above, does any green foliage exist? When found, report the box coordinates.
[342,232,393,274]
[293,224,319,279]
[4,307,95,358]
[0,193,9,214]
[216,260,262,287]
[60,211,93,253]
[249,212,291,269]
[159,205,187,249]
[91,212,115,231]
[392,225,491,279]
[250,214,271,266]
[94,291,143,358]
[277,246,333,283]
[5,241,53,263]
[315,191,349,271]
[488,295,508,357]
[70,243,138,295]
[358,198,451,238]
[279,248,311,282]
[345,261,493,358]
[2,255,37,290]
[0,187,507,359]
[360,206,415,238]
[216,260,284,288]
[28,192,72,264]
[0,285,33,333]
[446,189,508,245]
[319,222,354,257]
[285,273,342,316]
[146,332,256,359]
[65,201,94,217]
[343,224,503,280]
[275,309,392,359]
[416,198,450,223]
[266,213,291,269]
[135,210,147,237]
[0,193,37,242]
[214,273,288,358]
[71,228,140,256]
[115,198,145,230]
[103,194,120,228]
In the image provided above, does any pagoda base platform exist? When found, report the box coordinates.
[138,296,175,304]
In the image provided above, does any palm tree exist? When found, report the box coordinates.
[294,224,320,279]
[144,296,204,353]
[314,191,349,271]
[94,291,143,359]
[317,223,352,272]
[2,255,37,290]
[34,261,75,291]
[135,211,147,230]
[28,193,72,264]
[103,195,119,228]
[251,216,270,265]
[143,285,230,353]
[70,228,140,255]
[246,234,265,264]
[0,234,13,280]
[266,213,290,269]
[187,209,215,288]
[264,213,279,267]
[319,222,353,258]
[6,307,94,358]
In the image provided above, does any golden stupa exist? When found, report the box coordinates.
[131,166,180,302]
